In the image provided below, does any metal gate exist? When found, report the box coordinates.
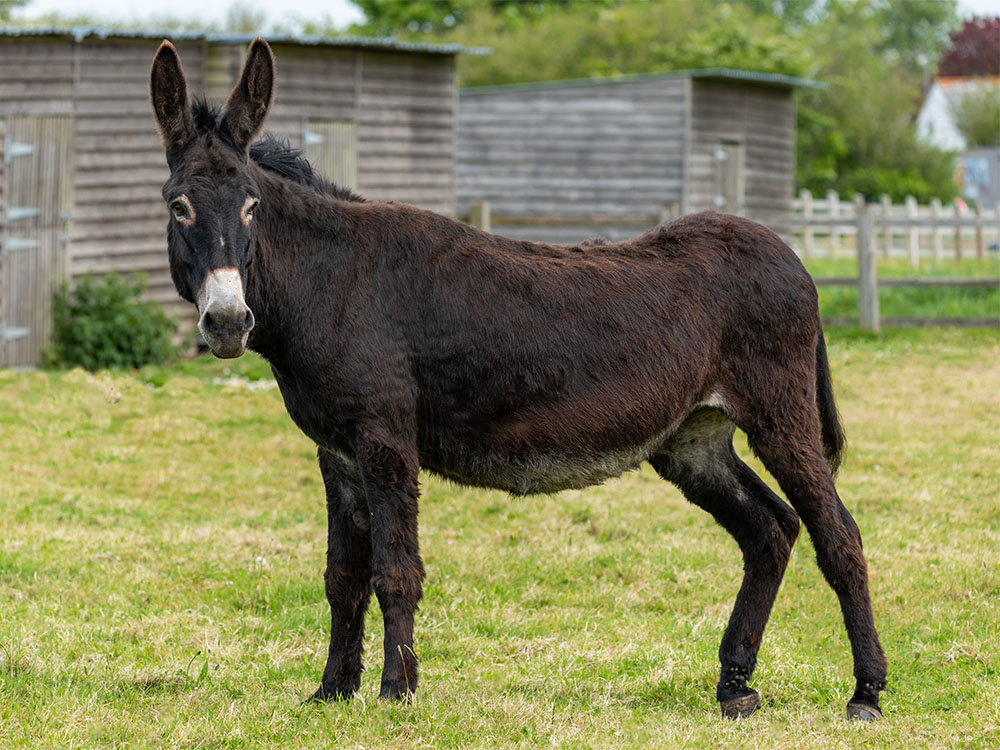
[0,115,73,367]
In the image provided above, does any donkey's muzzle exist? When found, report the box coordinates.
[197,268,255,358]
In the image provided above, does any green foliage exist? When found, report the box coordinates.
[951,82,1000,148]
[349,0,617,36]
[413,1,809,87]
[0,0,26,21]
[45,273,177,371]
[792,0,960,201]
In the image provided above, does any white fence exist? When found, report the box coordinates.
[778,189,1000,265]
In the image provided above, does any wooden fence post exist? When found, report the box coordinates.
[905,194,920,268]
[880,194,893,259]
[468,200,491,233]
[827,189,841,258]
[931,197,944,263]
[801,188,814,258]
[856,200,880,332]
[954,201,964,262]
[975,204,984,260]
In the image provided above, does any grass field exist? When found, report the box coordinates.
[1,328,998,748]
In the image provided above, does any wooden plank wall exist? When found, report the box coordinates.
[0,38,76,117]
[260,43,357,145]
[356,51,456,216]
[69,39,206,326]
[457,78,688,244]
[686,79,795,218]
[240,45,456,216]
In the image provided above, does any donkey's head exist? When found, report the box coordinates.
[150,39,274,358]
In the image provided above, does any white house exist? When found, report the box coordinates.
[916,76,999,151]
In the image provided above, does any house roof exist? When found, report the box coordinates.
[461,67,827,95]
[935,75,1000,105]
[0,25,490,56]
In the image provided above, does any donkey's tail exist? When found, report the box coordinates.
[816,332,846,477]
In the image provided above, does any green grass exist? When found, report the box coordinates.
[804,257,1000,321]
[1,328,999,748]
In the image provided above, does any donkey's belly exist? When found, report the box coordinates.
[420,428,673,496]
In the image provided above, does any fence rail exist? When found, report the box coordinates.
[771,189,1000,264]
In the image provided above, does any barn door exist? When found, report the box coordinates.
[0,116,73,368]
[712,140,745,215]
[303,119,358,190]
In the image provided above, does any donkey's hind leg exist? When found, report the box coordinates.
[650,408,800,719]
[744,408,887,721]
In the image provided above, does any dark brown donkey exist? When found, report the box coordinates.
[150,38,887,720]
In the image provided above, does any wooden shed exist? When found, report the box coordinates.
[0,27,471,367]
[457,69,823,244]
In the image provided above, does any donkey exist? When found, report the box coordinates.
[150,38,887,720]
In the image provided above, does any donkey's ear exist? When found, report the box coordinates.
[220,38,274,152]
[150,40,194,149]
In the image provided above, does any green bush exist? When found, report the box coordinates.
[45,273,177,371]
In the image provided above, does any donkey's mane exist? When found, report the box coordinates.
[191,98,364,203]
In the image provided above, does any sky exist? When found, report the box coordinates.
[11,0,365,31]
[8,0,997,33]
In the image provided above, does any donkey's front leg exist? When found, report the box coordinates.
[308,448,372,702]
[356,429,424,700]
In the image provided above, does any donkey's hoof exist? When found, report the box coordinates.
[847,702,883,722]
[304,683,356,704]
[720,689,761,719]
[378,679,414,702]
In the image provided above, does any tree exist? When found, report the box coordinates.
[350,0,615,36]
[0,0,27,21]
[938,17,1000,76]
[794,0,959,200]
[951,83,1000,147]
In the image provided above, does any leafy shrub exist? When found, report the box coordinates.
[45,273,177,371]
[952,83,1000,148]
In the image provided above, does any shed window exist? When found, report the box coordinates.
[712,140,745,215]
[303,120,358,190]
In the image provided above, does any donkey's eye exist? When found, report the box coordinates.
[245,199,259,219]
[171,201,188,218]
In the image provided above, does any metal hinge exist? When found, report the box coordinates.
[4,205,40,222]
[1,320,29,346]
[0,232,39,254]
[4,136,34,163]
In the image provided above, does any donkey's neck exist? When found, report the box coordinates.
[242,166,364,365]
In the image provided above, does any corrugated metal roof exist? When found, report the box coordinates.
[0,25,489,55]
[462,67,827,95]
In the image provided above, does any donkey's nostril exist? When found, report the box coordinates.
[243,308,255,332]
[201,310,217,335]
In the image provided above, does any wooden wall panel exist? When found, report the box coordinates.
[68,38,204,333]
[458,78,687,243]
[0,39,75,117]
[357,51,457,215]
[687,80,796,218]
